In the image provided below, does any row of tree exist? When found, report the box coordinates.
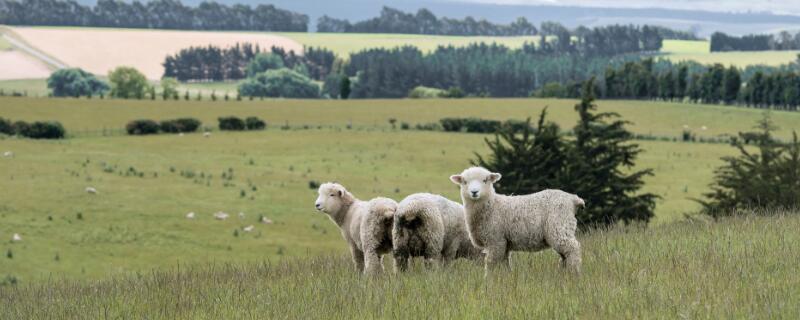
[163,44,335,82]
[711,31,800,52]
[0,0,308,31]
[332,43,641,98]
[318,6,695,41]
[602,59,800,110]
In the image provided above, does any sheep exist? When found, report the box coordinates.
[450,167,584,275]
[315,182,396,275]
[238,212,246,219]
[260,216,273,224]
[186,212,196,219]
[214,211,229,220]
[203,132,211,138]
[243,225,255,232]
[392,193,482,272]
[3,151,12,157]
[85,187,97,194]
[11,233,22,242]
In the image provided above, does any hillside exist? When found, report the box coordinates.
[2,213,798,318]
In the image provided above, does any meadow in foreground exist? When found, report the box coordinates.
[1,213,797,319]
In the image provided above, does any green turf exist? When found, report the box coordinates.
[276,32,539,57]
[0,79,48,97]
[0,35,12,51]
[2,213,797,318]
[2,97,798,140]
[660,39,800,67]
[0,96,779,283]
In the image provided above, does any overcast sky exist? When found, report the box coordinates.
[454,0,800,16]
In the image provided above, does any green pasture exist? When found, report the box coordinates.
[1,97,798,140]
[1,96,787,282]
[2,213,797,318]
[660,39,800,67]
[276,32,538,57]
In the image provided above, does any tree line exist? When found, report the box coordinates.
[163,44,335,82]
[602,58,800,111]
[335,43,640,98]
[0,0,307,31]
[711,31,800,52]
[317,6,696,40]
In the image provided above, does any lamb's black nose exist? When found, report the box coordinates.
[471,191,478,196]
[315,203,321,209]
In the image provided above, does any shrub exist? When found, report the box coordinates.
[239,68,319,98]
[245,117,266,130]
[415,122,441,131]
[440,86,465,98]
[126,120,160,135]
[440,118,465,132]
[0,117,13,135]
[408,86,445,99]
[47,68,109,97]
[109,67,148,99]
[463,118,501,133]
[503,119,533,133]
[400,122,410,130]
[15,121,66,139]
[218,117,246,131]
[160,118,201,133]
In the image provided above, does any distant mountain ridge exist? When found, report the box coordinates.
[65,0,800,36]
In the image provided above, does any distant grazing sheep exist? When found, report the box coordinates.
[243,225,255,232]
[214,211,229,220]
[315,182,396,275]
[260,216,273,224]
[203,132,211,138]
[450,167,584,275]
[186,212,196,219]
[392,193,482,272]
[3,151,12,157]
[85,187,97,194]
[11,233,21,242]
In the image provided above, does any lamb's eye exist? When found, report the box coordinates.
[329,194,335,197]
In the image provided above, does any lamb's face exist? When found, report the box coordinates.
[315,183,347,214]
[450,167,501,201]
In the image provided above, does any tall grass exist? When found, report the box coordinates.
[2,213,797,318]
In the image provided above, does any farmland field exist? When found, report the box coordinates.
[276,32,538,57]
[660,39,800,67]
[2,96,795,283]
[2,213,798,318]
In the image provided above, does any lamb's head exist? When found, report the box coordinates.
[450,167,501,201]
[315,182,352,214]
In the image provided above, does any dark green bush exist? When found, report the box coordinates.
[218,116,246,131]
[415,122,441,131]
[126,119,160,135]
[160,118,201,133]
[245,117,266,130]
[503,119,533,133]
[17,121,66,139]
[463,118,501,133]
[0,117,13,135]
[440,118,465,132]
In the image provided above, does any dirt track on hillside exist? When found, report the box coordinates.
[10,27,304,79]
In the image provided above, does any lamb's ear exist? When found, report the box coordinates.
[337,190,344,197]
[450,175,463,185]
[489,172,502,183]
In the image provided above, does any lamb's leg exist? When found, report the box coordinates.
[393,252,409,273]
[553,238,582,275]
[423,251,442,270]
[484,242,509,277]
[350,246,365,274]
[363,249,383,276]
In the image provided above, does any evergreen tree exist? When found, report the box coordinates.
[473,109,567,194]
[722,66,741,105]
[700,113,800,216]
[563,79,657,225]
[340,75,351,99]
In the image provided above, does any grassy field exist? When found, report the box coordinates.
[276,32,538,57]
[660,39,800,67]
[0,79,48,97]
[2,97,798,140]
[1,97,790,284]
[0,35,11,51]
[2,213,797,318]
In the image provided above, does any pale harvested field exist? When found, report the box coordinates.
[0,50,52,80]
[10,27,304,79]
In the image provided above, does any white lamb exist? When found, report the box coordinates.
[315,182,396,275]
[392,193,482,272]
[450,167,584,275]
